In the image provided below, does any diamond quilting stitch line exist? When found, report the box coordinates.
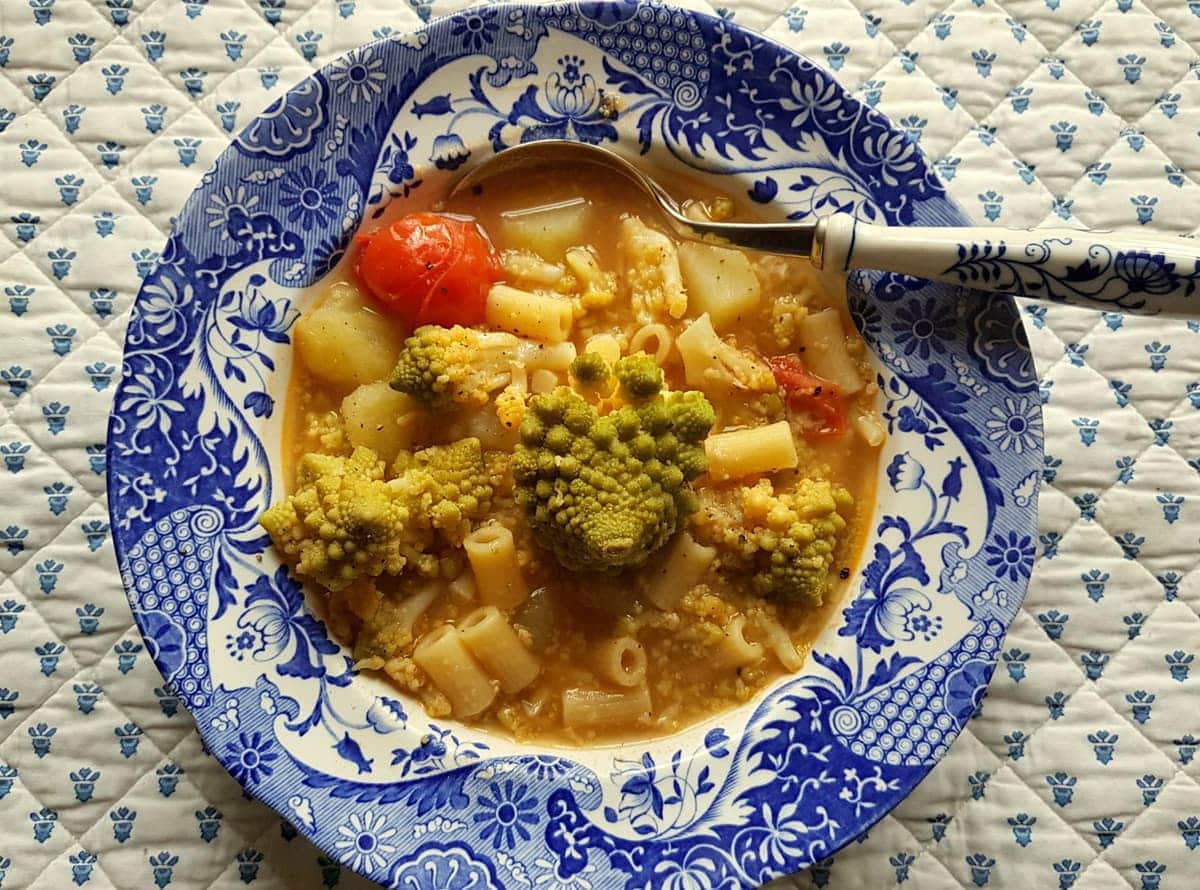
[1,0,1200,889]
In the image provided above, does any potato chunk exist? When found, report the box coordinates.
[294,283,404,389]
[341,382,423,462]
[499,198,592,259]
[678,242,761,330]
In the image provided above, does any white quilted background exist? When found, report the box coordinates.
[1,0,1198,887]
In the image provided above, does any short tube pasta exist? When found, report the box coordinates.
[486,284,573,342]
[718,614,764,667]
[754,612,803,671]
[562,687,652,729]
[413,624,496,717]
[463,524,528,609]
[595,636,647,687]
[642,532,716,610]
[584,333,622,365]
[518,340,577,373]
[797,309,863,395]
[457,606,540,694]
[628,323,673,365]
[705,421,798,483]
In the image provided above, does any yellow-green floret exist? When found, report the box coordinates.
[389,325,525,410]
[692,477,853,605]
[260,439,507,591]
[568,352,611,390]
[512,358,715,574]
[390,437,509,545]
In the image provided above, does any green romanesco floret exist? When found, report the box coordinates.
[613,353,664,401]
[389,325,531,410]
[512,366,716,574]
[390,437,509,545]
[568,352,612,391]
[260,447,411,592]
[260,439,506,591]
[692,477,852,605]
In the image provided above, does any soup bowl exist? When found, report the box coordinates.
[107,2,1041,886]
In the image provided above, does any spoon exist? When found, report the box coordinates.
[452,139,1200,317]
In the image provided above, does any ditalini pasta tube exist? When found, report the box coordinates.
[796,309,863,395]
[594,637,648,687]
[562,687,652,729]
[704,421,798,482]
[413,624,496,717]
[457,606,540,694]
[717,614,765,668]
[628,323,673,365]
[486,284,573,342]
[642,532,716,611]
[463,524,528,609]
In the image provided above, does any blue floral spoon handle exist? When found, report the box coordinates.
[814,215,1200,317]
[453,141,1200,316]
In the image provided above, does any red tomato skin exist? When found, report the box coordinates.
[354,212,500,327]
[767,355,846,438]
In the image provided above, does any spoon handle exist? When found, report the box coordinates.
[816,214,1200,317]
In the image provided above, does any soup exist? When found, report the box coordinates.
[266,165,883,743]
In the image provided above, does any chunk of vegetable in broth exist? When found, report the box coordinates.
[294,283,404,389]
[499,198,593,259]
[341,382,423,462]
[677,242,761,330]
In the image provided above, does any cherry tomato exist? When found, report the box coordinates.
[354,212,502,327]
[767,355,846,438]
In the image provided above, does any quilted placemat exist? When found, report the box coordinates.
[1,1,1197,888]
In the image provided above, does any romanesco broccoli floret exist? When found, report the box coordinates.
[569,352,612,390]
[261,439,506,591]
[512,361,715,573]
[613,353,664,400]
[692,477,852,605]
[260,447,410,592]
[389,325,527,410]
[390,437,508,545]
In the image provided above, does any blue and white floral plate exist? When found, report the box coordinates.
[107,3,1042,887]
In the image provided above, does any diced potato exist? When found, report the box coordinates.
[796,309,863,395]
[678,242,761,330]
[499,198,592,259]
[341,382,423,462]
[294,284,404,390]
